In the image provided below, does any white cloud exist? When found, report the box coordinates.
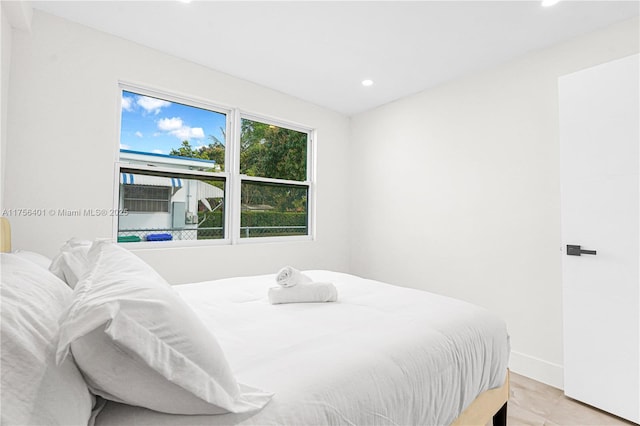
[121,96,133,112]
[151,149,164,154]
[157,117,183,131]
[137,96,171,114]
[135,131,143,138]
[120,143,131,150]
[191,128,205,138]
[157,116,205,140]
[170,126,205,140]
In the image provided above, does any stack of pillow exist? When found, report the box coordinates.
[1,253,95,425]
[1,240,272,425]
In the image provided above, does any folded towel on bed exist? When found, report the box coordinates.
[268,282,338,305]
[275,266,311,288]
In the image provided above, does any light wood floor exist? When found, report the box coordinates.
[504,372,637,426]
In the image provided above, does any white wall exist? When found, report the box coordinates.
[4,11,351,283]
[1,6,12,211]
[349,17,639,388]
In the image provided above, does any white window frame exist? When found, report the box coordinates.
[114,82,315,248]
[232,111,314,244]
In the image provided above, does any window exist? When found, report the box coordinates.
[239,117,310,238]
[240,118,307,181]
[118,168,226,242]
[240,181,308,238]
[117,85,313,244]
[117,87,228,243]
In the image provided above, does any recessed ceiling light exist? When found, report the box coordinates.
[178,0,192,3]
[362,79,374,87]
[542,0,560,7]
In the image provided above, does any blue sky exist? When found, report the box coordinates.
[120,90,226,155]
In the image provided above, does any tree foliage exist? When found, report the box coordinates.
[170,133,225,171]
[240,119,307,181]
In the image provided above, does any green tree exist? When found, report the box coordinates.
[169,138,225,172]
[203,129,226,171]
[197,140,225,171]
[170,140,205,159]
[240,119,306,181]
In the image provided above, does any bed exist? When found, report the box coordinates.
[0,217,509,426]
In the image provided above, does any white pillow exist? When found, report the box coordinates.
[12,249,52,269]
[49,238,92,288]
[56,240,272,415]
[1,254,94,425]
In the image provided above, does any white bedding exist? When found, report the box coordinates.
[95,271,510,426]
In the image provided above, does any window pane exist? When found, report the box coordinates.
[240,181,308,238]
[118,170,225,242]
[240,118,307,181]
[120,90,226,172]
[123,185,171,213]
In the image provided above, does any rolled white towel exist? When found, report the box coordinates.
[275,266,311,288]
[268,282,338,305]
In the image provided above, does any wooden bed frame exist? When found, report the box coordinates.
[1,217,11,253]
[452,370,509,426]
[0,217,508,425]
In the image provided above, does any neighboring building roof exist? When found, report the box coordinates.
[120,149,216,170]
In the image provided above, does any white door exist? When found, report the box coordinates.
[559,54,639,424]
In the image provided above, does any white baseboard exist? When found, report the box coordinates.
[509,351,564,390]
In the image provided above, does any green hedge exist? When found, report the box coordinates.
[241,211,307,227]
[198,210,223,228]
[197,210,307,228]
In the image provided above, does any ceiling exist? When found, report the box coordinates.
[30,1,639,116]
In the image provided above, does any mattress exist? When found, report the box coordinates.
[95,270,510,426]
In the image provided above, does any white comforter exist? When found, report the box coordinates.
[95,271,509,426]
